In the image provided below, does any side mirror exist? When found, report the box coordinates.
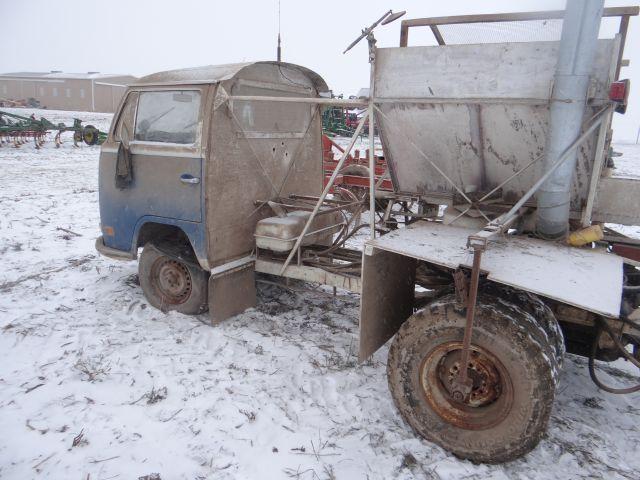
[115,141,133,189]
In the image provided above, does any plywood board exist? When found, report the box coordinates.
[367,222,623,318]
[359,250,416,361]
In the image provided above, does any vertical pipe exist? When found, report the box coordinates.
[536,0,604,238]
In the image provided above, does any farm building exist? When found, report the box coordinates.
[0,71,137,113]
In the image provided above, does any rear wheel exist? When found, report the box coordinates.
[387,292,562,463]
[138,243,208,314]
[83,125,99,145]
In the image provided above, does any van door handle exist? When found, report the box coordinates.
[180,174,200,184]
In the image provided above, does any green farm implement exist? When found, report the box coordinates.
[0,110,106,149]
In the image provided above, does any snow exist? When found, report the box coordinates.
[611,143,640,181]
[1,109,640,479]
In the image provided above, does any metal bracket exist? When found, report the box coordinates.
[367,32,377,63]
[467,235,489,250]
[453,269,469,305]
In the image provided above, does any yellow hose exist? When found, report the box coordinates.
[567,224,604,246]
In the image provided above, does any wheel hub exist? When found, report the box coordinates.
[151,258,192,304]
[441,350,502,407]
[420,342,513,430]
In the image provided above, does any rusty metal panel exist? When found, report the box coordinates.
[359,249,416,361]
[374,40,616,212]
[366,222,623,318]
[209,262,256,324]
[204,63,325,268]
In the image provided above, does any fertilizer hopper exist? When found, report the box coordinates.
[364,11,634,322]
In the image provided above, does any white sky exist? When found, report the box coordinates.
[2,0,639,141]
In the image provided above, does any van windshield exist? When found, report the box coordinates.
[134,90,201,144]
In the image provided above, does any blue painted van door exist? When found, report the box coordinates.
[99,90,203,252]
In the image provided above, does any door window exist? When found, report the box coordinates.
[134,91,201,144]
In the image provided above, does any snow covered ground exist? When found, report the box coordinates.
[611,143,640,180]
[1,109,639,479]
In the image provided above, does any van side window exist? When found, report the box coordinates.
[233,95,310,133]
[115,91,139,145]
[134,91,201,144]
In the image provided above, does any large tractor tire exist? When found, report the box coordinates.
[138,243,209,315]
[387,292,563,463]
[83,125,100,146]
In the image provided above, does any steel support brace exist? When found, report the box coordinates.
[452,244,485,401]
[368,33,377,239]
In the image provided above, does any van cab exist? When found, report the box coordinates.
[96,62,329,315]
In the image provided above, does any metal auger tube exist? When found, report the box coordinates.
[536,0,604,238]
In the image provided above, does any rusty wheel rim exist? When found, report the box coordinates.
[150,257,192,305]
[419,342,513,430]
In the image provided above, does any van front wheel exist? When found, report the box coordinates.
[138,243,208,315]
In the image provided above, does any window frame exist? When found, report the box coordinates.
[230,81,313,135]
[112,90,140,145]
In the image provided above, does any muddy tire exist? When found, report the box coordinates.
[481,283,565,368]
[138,243,208,315]
[83,125,99,146]
[387,292,562,463]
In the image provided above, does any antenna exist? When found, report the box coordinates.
[277,0,282,62]
[343,10,406,54]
